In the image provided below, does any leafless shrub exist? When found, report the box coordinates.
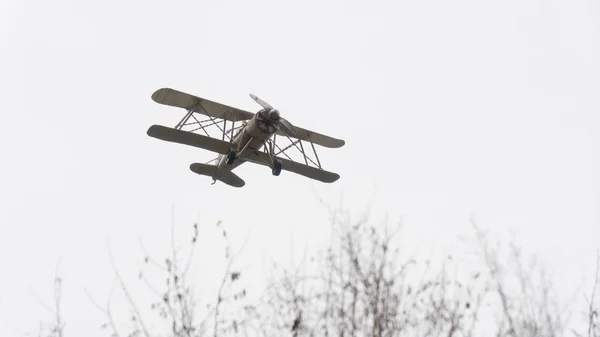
[26,259,65,337]
[254,208,490,337]
[28,207,593,337]
[256,208,578,337]
[468,218,571,337]
[406,257,489,337]
[581,250,599,337]
[86,220,252,337]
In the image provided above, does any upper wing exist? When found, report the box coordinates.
[240,151,340,183]
[152,88,255,121]
[147,124,235,154]
[277,126,345,148]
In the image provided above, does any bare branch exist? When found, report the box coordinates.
[107,239,151,337]
[588,250,600,337]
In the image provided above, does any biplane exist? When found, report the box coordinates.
[146,88,345,188]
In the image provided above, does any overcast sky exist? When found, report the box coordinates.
[1,0,599,335]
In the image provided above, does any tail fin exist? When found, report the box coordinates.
[189,163,245,188]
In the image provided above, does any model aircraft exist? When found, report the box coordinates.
[146,88,345,187]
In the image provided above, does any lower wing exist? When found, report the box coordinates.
[241,151,340,183]
[147,125,234,154]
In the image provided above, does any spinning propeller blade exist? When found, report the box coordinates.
[249,94,273,110]
[249,93,298,137]
[278,117,298,137]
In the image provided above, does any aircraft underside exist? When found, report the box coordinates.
[147,87,344,188]
[217,118,280,174]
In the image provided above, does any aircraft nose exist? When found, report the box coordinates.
[269,109,280,120]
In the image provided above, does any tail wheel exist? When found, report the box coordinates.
[226,150,237,165]
[272,159,283,176]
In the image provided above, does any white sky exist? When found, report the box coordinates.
[0,0,599,335]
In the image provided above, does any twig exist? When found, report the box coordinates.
[84,282,122,337]
[107,239,151,337]
[588,250,600,337]
[53,259,64,337]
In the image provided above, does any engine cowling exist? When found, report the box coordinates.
[255,108,279,134]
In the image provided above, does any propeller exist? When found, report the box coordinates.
[249,94,273,110]
[250,94,298,136]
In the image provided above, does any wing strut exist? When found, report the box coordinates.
[176,109,194,129]
[308,136,322,169]
[275,131,322,169]
[259,129,332,173]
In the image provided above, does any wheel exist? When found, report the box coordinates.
[272,159,282,176]
[226,150,236,165]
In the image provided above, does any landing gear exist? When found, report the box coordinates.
[226,150,237,165]
[272,159,282,176]
[228,137,253,165]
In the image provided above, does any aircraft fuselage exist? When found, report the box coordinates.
[215,115,277,171]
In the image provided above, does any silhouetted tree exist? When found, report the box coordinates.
[27,208,599,337]
[583,250,599,337]
[86,220,253,337]
[253,209,579,337]
[25,260,64,337]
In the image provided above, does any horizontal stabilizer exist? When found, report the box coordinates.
[152,88,255,121]
[241,151,340,183]
[147,125,235,155]
[189,163,245,188]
